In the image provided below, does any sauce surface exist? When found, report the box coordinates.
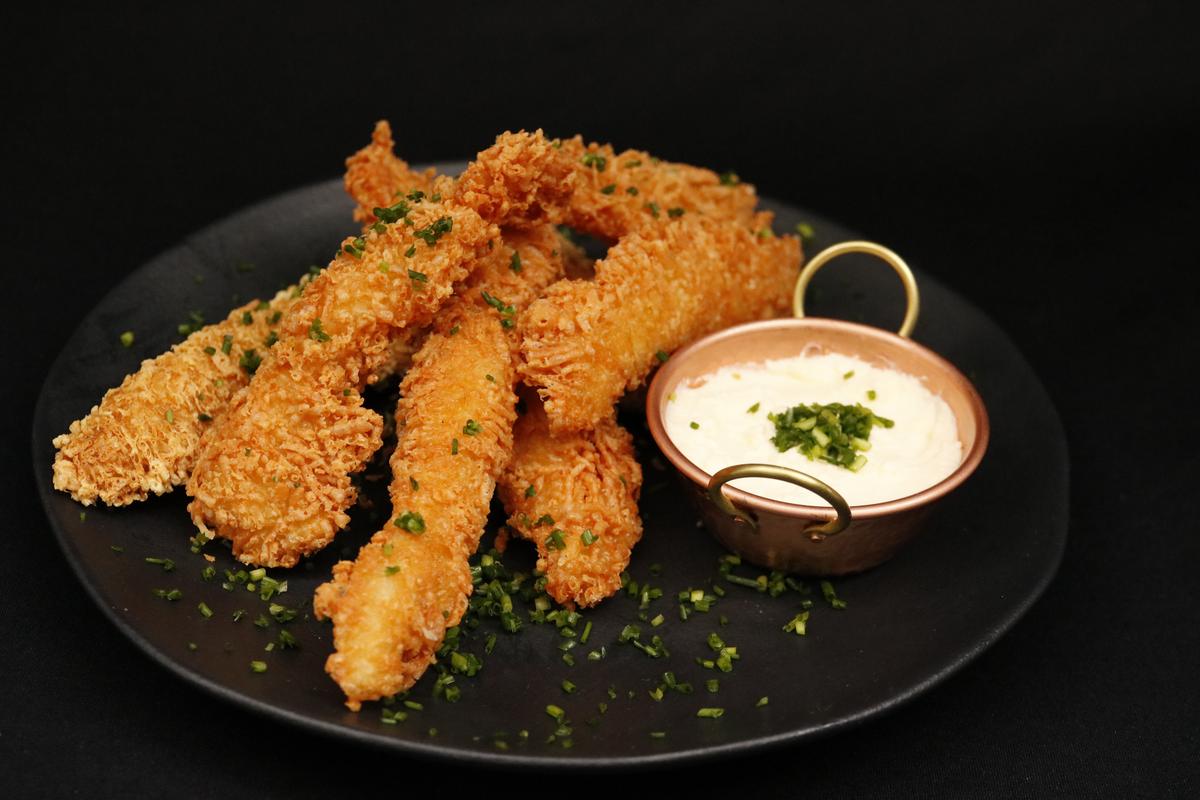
[664,352,962,506]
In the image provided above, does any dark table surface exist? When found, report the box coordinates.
[3,3,1197,797]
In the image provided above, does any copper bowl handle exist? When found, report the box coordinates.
[707,464,853,542]
[793,241,921,338]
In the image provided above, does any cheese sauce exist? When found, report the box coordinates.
[664,352,962,506]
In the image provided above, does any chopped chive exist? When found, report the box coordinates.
[409,476,419,491]
[119,331,135,347]
[249,660,268,673]
[197,602,213,618]
[110,545,123,553]
[719,171,740,186]
[202,346,216,356]
[546,529,566,550]
[690,421,700,430]
[867,389,877,400]
[667,207,685,218]
[626,186,639,195]
[581,152,607,171]
[649,731,666,739]
[747,402,760,413]
[756,696,769,707]
[843,370,855,380]
[308,318,332,342]
[600,184,616,194]
[561,680,577,694]
[221,334,233,355]
[407,268,428,284]
[525,484,536,498]
[697,707,725,719]
[241,311,253,325]
[795,222,816,248]
[706,679,720,693]
[546,704,565,721]
[413,216,453,246]
[385,565,401,576]
[451,438,459,454]
[463,419,482,436]
[655,350,669,363]
[509,250,522,273]
[393,511,426,534]
[447,325,460,336]
[144,557,175,572]
[238,349,261,374]
[581,529,597,547]
[820,580,847,609]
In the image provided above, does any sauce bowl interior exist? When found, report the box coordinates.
[647,317,989,520]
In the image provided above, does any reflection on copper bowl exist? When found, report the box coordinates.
[646,317,989,576]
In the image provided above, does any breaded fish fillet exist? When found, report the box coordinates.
[497,396,642,608]
[52,281,308,506]
[452,130,577,229]
[52,129,442,508]
[554,136,761,239]
[187,199,497,566]
[345,120,438,226]
[455,130,761,240]
[313,308,516,709]
[520,214,801,432]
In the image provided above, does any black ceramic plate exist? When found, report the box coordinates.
[32,168,1068,769]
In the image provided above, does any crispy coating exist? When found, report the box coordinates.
[453,129,576,229]
[313,309,516,709]
[553,136,761,239]
[498,397,642,608]
[52,283,306,506]
[370,222,572,376]
[345,120,437,225]
[520,215,801,432]
[455,129,760,241]
[187,200,497,566]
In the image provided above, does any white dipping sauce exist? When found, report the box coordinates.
[664,352,962,506]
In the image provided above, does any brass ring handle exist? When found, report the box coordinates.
[707,464,852,542]
[793,241,921,338]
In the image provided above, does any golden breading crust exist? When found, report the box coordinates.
[313,309,516,709]
[344,120,438,225]
[51,283,305,506]
[497,397,642,608]
[520,214,801,433]
[453,130,577,229]
[186,200,497,567]
[553,135,761,239]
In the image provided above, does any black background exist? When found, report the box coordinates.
[3,2,1197,797]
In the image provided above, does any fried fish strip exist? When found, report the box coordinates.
[498,396,642,608]
[51,283,306,506]
[520,214,800,432]
[313,309,516,709]
[455,130,761,240]
[345,120,438,226]
[187,200,496,566]
[553,136,761,239]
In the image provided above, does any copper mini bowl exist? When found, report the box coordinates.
[645,245,989,576]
